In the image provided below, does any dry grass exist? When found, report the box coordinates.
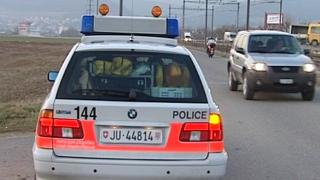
[0,37,76,132]
[0,103,40,133]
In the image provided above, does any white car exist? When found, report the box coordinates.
[224,32,237,42]
[184,32,192,42]
[33,14,227,180]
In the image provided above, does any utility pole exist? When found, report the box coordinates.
[182,0,186,34]
[279,0,283,30]
[120,0,123,16]
[204,0,208,44]
[211,5,214,37]
[96,0,99,15]
[246,0,250,30]
[237,2,240,30]
[169,4,172,18]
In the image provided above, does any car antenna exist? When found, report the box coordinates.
[129,34,134,42]
[128,89,137,101]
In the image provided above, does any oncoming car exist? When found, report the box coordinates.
[32,10,227,180]
[228,30,317,100]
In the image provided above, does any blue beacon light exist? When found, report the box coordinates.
[167,18,179,38]
[81,16,94,35]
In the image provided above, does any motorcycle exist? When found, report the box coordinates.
[207,44,215,58]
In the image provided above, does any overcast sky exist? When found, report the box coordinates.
[0,0,319,29]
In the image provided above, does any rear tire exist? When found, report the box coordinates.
[301,88,315,101]
[243,72,255,100]
[228,70,238,91]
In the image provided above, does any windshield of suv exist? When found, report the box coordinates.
[56,51,207,103]
[248,35,303,54]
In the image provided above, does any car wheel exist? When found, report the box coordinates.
[228,69,238,91]
[243,72,255,100]
[311,40,319,46]
[301,88,315,101]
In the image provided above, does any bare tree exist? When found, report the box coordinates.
[283,14,293,32]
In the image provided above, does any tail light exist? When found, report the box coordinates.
[36,109,84,148]
[53,119,83,138]
[37,109,54,137]
[180,113,223,142]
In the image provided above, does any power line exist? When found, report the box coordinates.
[246,0,250,30]
[87,0,94,15]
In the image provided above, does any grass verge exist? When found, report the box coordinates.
[0,103,41,133]
[0,35,79,44]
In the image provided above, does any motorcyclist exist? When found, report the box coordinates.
[206,37,216,55]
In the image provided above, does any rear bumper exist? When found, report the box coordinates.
[33,145,228,180]
[247,70,316,92]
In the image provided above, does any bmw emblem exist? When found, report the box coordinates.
[128,109,137,119]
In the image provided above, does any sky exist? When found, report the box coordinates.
[0,0,319,29]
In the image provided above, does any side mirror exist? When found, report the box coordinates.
[48,71,58,82]
[236,47,246,55]
[304,49,311,56]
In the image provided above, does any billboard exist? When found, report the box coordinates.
[266,13,284,25]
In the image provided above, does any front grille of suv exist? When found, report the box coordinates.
[270,66,300,73]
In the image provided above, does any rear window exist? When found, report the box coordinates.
[56,51,207,103]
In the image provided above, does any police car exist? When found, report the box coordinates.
[33,5,227,180]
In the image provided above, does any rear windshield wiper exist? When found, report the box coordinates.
[72,88,147,100]
[73,89,129,97]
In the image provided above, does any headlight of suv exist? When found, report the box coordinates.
[303,63,316,72]
[252,62,268,72]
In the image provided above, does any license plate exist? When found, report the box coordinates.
[100,128,163,144]
[279,79,294,84]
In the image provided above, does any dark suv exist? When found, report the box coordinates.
[228,30,316,100]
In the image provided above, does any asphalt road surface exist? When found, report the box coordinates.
[1,49,320,180]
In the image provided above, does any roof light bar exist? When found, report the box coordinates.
[81,16,179,38]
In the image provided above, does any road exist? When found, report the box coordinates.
[1,50,320,180]
[194,50,320,180]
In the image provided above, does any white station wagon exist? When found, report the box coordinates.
[33,13,227,180]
